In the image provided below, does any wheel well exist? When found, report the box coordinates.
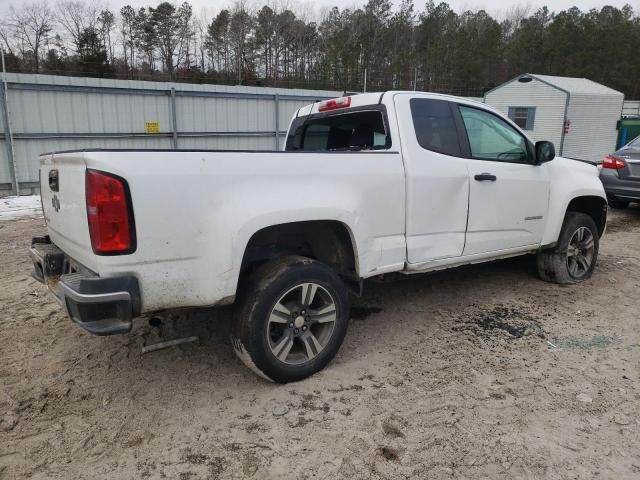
[241,221,358,279]
[566,196,607,236]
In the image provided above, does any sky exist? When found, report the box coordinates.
[1,0,640,17]
[0,0,640,13]
[101,0,640,17]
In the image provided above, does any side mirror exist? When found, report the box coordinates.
[535,141,555,164]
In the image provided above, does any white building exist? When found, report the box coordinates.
[484,74,624,163]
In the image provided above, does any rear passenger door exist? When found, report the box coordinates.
[394,94,470,264]
[456,104,550,256]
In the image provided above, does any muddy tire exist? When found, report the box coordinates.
[231,256,350,383]
[537,212,599,284]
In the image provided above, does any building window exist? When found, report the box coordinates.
[508,107,536,130]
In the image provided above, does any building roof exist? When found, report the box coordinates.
[488,73,624,97]
[531,74,623,96]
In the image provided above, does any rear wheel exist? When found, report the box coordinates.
[537,212,599,284]
[608,198,630,209]
[231,256,350,383]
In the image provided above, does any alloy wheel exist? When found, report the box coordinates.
[566,226,595,279]
[266,283,337,365]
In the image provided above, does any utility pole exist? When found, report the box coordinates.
[1,48,19,196]
[360,47,367,93]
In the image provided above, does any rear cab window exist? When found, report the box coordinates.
[286,108,390,151]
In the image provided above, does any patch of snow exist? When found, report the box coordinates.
[0,196,43,220]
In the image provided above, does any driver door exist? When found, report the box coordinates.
[457,104,550,256]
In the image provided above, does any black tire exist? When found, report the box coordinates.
[608,198,630,209]
[537,212,599,284]
[231,256,350,383]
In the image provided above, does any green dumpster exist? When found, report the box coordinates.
[617,117,640,148]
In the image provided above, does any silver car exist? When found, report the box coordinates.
[600,135,640,208]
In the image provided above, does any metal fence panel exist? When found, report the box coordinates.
[0,139,9,184]
[10,87,173,135]
[0,73,342,194]
[175,95,274,133]
[13,136,174,183]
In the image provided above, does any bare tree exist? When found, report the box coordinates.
[175,2,194,72]
[229,2,254,84]
[193,13,207,71]
[0,24,14,54]
[56,0,100,52]
[502,3,533,37]
[6,2,54,72]
[98,9,115,63]
[119,5,136,69]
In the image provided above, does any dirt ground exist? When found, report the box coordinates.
[1,209,639,480]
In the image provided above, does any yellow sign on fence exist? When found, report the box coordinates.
[144,121,160,134]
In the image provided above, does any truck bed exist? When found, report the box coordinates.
[39,149,406,313]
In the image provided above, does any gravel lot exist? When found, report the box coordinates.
[1,209,639,479]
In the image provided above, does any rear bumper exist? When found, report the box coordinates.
[29,236,140,335]
[599,169,640,201]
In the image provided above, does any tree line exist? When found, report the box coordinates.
[1,1,639,98]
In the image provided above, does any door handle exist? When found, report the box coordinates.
[474,173,497,182]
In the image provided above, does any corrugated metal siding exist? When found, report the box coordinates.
[0,141,10,184]
[11,88,172,135]
[0,73,342,189]
[14,137,174,183]
[563,93,624,163]
[484,78,566,148]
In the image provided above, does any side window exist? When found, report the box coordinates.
[410,98,461,156]
[459,106,529,163]
[508,107,536,130]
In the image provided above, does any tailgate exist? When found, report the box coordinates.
[40,153,96,270]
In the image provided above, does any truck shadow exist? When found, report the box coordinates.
[149,254,540,365]
[95,206,632,390]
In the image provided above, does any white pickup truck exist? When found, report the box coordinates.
[30,92,607,383]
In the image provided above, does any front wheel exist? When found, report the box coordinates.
[537,212,599,284]
[231,256,350,383]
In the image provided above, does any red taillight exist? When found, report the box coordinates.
[85,170,135,254]
[318,96,351,112]
[602,155,626,170]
